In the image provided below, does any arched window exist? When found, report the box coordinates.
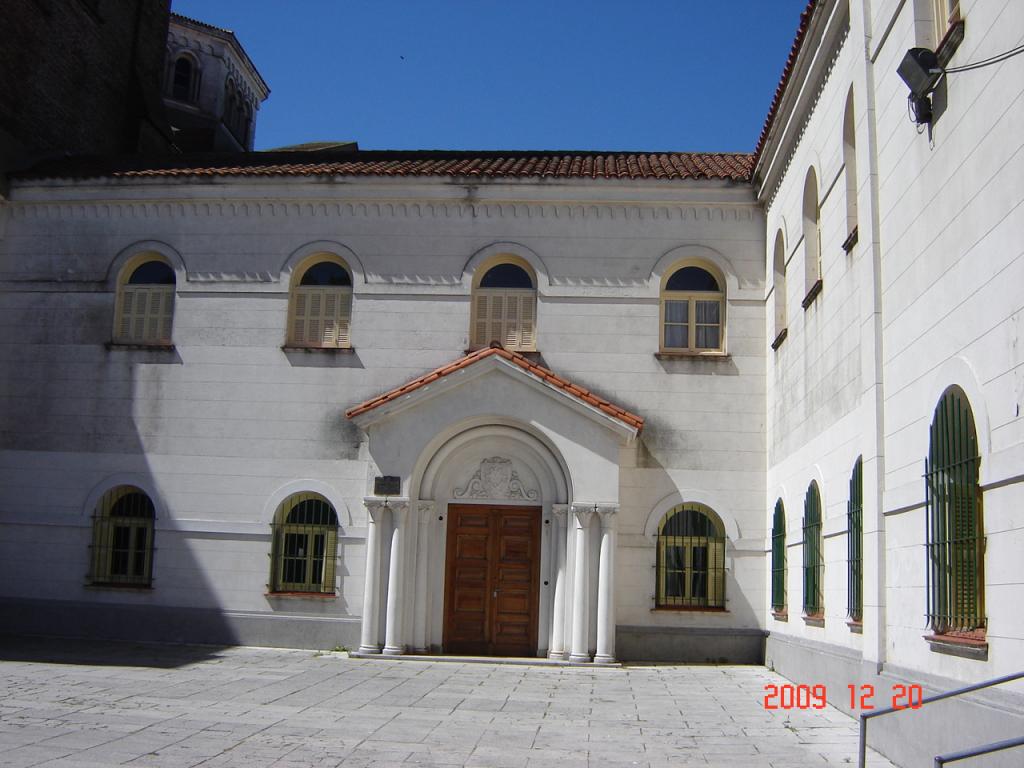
[171,55,196,102]
[224,79,237,130]
[802,481,823,617]
[848,457,863,622]
[771,499,786,613]
[470,259,537,351]
[771,230,787,347]
[113,256,175,346]
[287,256,353,348]
[89,486,155,587]
[926,386,984,635]
[655,503,725,608]
[660,264,725,353]
[270,493,339,594]
[842,90,859,251]
[802,168,822,302]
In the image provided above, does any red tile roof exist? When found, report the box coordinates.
[345,343,644,431]
[19,150,753,183]
[753,0,819,166]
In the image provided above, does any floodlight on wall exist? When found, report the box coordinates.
[898,48,943,124]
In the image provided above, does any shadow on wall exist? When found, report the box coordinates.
[0,296,238,666]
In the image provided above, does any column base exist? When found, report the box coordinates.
[382,645,405,656]
[593,653,616,665]
[568,652,592,663]
[357,644,382,654]
[547,650,567,660]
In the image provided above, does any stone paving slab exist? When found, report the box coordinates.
[0,638,899,768]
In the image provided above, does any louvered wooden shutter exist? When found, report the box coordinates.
[709,539,726,606]
[322,529,338,594]
[472,288,536,350]
[117,285,173,344]
[290,287,352,347]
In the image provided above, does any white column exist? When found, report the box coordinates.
[412,500,434,653]
[358,498,385,654]
[568,505,593,663]
[548,504,569,659]
[594,505,618,664]
[382,500,409,655]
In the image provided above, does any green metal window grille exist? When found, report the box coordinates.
[89,486,155,587]
[848,457,863,621]
[925,387,985,634]
[656,504,726,608]
[771,500,786,612]
[802,482,823,616]
[270,493,339,594]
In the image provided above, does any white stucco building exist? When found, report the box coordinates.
[0,1,1021,764]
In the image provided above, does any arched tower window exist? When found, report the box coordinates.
[772,230,787,347]
[270,493,339,594]
[802,481,823,617]
[470,258,537,351]
[171,55,197,102]
[655,503,725,608]
[848,457,863,622]
[113,256,175,346]
[660,263,725,353]
[89,486,156,587]
[802,168,822,301]
[287,256,353,348]
[771,499,786,613]
[926,386,984,635]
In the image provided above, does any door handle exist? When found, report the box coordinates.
[493,590,499,598]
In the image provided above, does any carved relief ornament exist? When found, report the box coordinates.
[453,457,539,501]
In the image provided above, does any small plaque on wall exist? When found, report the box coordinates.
[373,476,401,496]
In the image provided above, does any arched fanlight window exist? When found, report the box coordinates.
[89,486,156,587]
[842,90,859,252]
[655,503,725,608]
[802,168,822,301]
[925,386,984,635]
[270,493,339,594]
[287,256,353,348]
[660,264,725,353]
[771,499,786,613]
[802,481,824,617]
[113,256,175,346]
[772,230,787,347]
[470,259,537,351]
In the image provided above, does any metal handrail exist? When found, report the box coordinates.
[857,670,1024,768]
[934,734,1024,766]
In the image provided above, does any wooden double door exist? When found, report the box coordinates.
[443,504,541,656]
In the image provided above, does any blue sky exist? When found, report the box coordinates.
[169,1,810,153]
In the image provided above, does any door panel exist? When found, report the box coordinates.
[443,505,540,656]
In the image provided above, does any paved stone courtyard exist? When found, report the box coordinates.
[0,638,898,768]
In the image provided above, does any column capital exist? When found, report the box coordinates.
[551,504,570,518]
[364,496,410,516]
[570,502,618,518]
[415,500,436,515]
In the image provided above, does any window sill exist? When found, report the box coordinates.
[841,227,859,254]
[925,631,988,660]
[847,619,863,634]
[105,341,175,352]
[266,591,337,598]
[770,328,788,351]
[651,606,728,613]
[465,347,538,356]
[655,350,729,359]
[281,345,354,353]
[803,614,825,627]
[801,279,823,310]
[86,582,153,591]
[771,610,788,622]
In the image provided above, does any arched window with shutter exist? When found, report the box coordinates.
[926,386,984,636]
[803,481,824,618]
[802,168,822,302]
[655,503,726,609]
[270,493,339,594]
[842,90,859,252]
[660,262,726,354]
[113,255,175,346]
[89,486,156,587]
[848,457,863,622]
[771,231,787,348]
[470,258,537,351]
[771,499,786,613]
[287,256,353,348]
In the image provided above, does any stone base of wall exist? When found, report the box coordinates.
[0,597,362,651]
[617,625,766,663]
[766,633,1024,768]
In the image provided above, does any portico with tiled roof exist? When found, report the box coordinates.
[346,344,643,663]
